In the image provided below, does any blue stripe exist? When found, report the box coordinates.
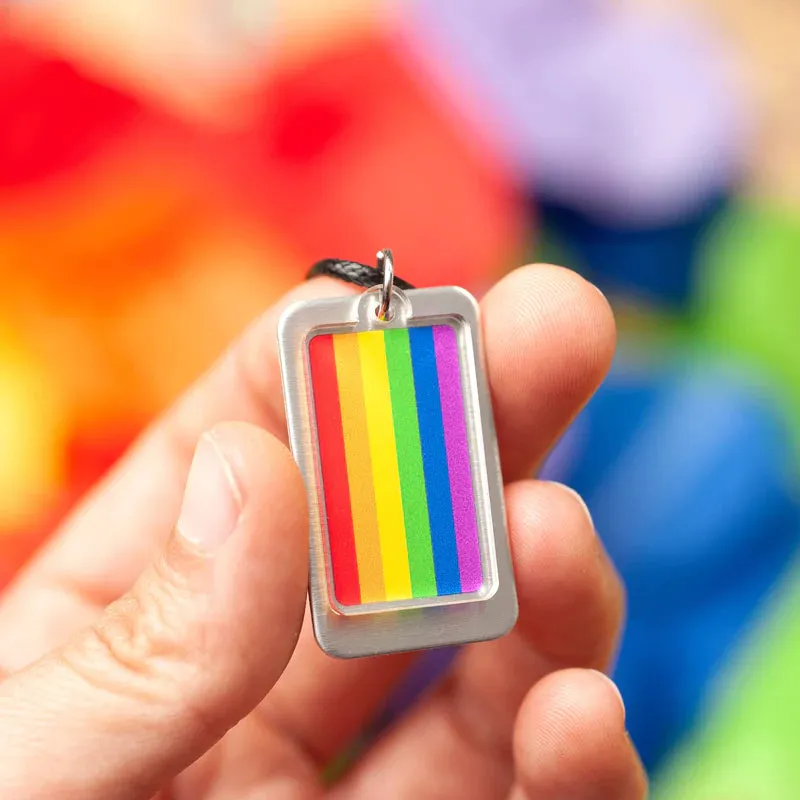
[408,326,462,595]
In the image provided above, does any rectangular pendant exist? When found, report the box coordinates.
[278,285,517,658]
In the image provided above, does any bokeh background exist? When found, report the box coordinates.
[2,0,800,794]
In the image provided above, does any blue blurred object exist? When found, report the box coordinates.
[542,355,800,771]
[539,194,728,307]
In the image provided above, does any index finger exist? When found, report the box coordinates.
[0,277,355,669]
[0,264,613,674]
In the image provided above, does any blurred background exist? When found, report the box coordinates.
[1,0,799,794]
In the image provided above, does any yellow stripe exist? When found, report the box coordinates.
[358,331,413,600]
[333,333,385,603]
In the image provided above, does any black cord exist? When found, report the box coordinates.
[306,258,416,291]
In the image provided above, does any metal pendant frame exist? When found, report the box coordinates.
[278,283,517,658]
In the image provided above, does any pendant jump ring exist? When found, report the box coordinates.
[376,249,394,320]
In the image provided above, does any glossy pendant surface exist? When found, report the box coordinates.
[279,285,517,657]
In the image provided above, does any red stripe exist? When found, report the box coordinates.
[309,334,361,606]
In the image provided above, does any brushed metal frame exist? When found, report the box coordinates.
[278,286,518,658]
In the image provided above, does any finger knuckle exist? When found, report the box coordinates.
[61,552,205,705]
[545,482,625,668]
[546,482,594,540]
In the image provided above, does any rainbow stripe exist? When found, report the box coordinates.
[309,324,483,606]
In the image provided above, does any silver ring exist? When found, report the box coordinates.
[376,248,394,320]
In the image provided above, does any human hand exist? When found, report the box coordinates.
[0,265,647,799]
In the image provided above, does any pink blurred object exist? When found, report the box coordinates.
[405,0,749,226]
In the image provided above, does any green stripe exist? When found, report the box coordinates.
[383,328,437,597]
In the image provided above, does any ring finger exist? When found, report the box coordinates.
[328,479,625,798]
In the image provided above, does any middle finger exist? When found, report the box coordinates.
[255,265,616,767]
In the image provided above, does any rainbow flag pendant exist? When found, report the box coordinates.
[279,274,517,658]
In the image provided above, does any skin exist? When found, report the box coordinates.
[0,264,647,799]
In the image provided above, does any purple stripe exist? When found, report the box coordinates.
[433,324,483,592]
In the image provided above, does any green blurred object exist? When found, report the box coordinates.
[653,203,800,798]
[699,202,800,450]
[652,560,800,799]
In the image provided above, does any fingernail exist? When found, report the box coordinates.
[177,433,243,551]
[543,481,594,526]
[590,669,626,723]
[591,281,610,304]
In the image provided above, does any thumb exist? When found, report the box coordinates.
[0,422,308,800]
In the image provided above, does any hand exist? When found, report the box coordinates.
[0,265,647,799]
